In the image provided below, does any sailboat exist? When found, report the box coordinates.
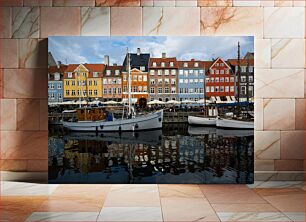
[216,42,254,130]
[62,50,163,132]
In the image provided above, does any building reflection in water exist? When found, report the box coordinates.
[48,124,253,184]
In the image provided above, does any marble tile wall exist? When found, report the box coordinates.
[0,0,304,181]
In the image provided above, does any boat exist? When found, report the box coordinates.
[188,115,216,126]
[216,117,254,129]
[61,50,163,132]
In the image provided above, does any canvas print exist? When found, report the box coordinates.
[48,36,254,184]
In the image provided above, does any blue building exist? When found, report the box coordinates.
[48,65,66,103]
[177,60,210,102]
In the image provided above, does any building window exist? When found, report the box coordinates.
[206,78,210,83]
[184,70,188,77]
[249,66,254,72]
[241,86,246,95]
[143,86,147,92]
[140,66,145,71]
[113,88,117,94]
[83,91,86,96]
[165,70,169,75]
[104,88,107,94]
[106,70,111,75]
[179,88,183,93]
[220,63,224,67]
[215,70,219,74]
[165,78,169,85]
[211,86,214,92]
[211,78,214,83]
[220,70,224,74]
[183,62,188,67]
[150,87,155,93]
[158,78,163,84]
[115,70,120,75]
[241,66,246,72]
[94,90,97,96]
[93,72,99,77]
[200,88,204,93]
[170,62,174,67]
[179,79,183,83]
[138,75,142,81]
[133,86,137,92]
[189,88,194,93]
[220,78,224,82]
[103,79,107,84]
[171,79,176,85]
[249,76,253,82]
[194,70,199,77]
[194,62,198,67]
[210,69,214,74]
[123,86,127,92]
[225,77,229,82]
[165,87,169,93]
[230,86,234,92]
[71,90,75,96]
[118,88,122,94]
[161,62,165,67]
[58,93,62,99]
[50,83,54,89]
[89,90,92,96]
[138,86,142,92]
[123,75,127,81]
[88,80,92,86]
[150,70,155,75]
[190,79,193,84]
[200,79,204,83]
[66,90,70,96]
[65,81,69,86]
[225,86,229,92]
[179,70,183,75]
[150,78,155,85]
[158,70,162,75]
[220,86,224,92]
[241,76,246,82]
[171,87,176,93]
[215,86,219,92]
[68,72,72,78]
[230,77,234,82]
[184,79,188,84]
[215,78,219,83]
[226,69,229,74]
[158,87,162,93]
[184,88,188,93]
[153,62,157,67]
[216,63,219,67]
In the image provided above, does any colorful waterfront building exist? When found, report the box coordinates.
[177,60,208,102]
[102,65,124,102]
[122,48,150,107]
[63,64,105,101]
[227,52,254,101]
[48,64,67,103]
[205,58,235,100]
[148,53,178,102]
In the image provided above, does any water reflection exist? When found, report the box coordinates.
[48,124,253,184]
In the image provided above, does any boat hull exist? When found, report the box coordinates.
[188,116,216,126]
[216,118,254,129]
[62,110,163,132]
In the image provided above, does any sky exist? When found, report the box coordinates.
[48,36,254,65]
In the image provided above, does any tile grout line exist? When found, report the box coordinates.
[157,184,165,222]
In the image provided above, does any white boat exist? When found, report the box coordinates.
[216,118,254,129]
[188,115,216,126]
[62,109,163,132]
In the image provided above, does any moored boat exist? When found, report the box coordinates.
[216,117,254,129]
[188,115,216,126]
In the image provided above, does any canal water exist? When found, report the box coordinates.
[48,124,254,184]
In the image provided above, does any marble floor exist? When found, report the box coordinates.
[0,181,305,222]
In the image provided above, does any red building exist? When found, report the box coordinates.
[205,58,235,99]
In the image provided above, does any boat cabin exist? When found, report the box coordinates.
[76,107,107,121]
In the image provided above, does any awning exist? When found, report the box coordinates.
[122,98,138,103]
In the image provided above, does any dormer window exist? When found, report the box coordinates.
[183,62,188,67]
[54,73,60,81]
[140,66,145,71]
[153,62,157,67]
[161,62,165,67]
[93,72,98,77]
[68,72,72,78]
[115,70,120,75]
[106,70,111,75]
[194,62,198,67]
[170,62,174,67]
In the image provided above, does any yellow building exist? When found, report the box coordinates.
[63,64,105,100]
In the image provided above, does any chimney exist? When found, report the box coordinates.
[162,52,166,58]
[57,61,62,68]
[104,55,109,66]
[137,48,141,56]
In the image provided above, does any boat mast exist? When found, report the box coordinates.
[246,57,250,103]
[236,42,241,114]
[204,64,207,116]
[127,48,132,116]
